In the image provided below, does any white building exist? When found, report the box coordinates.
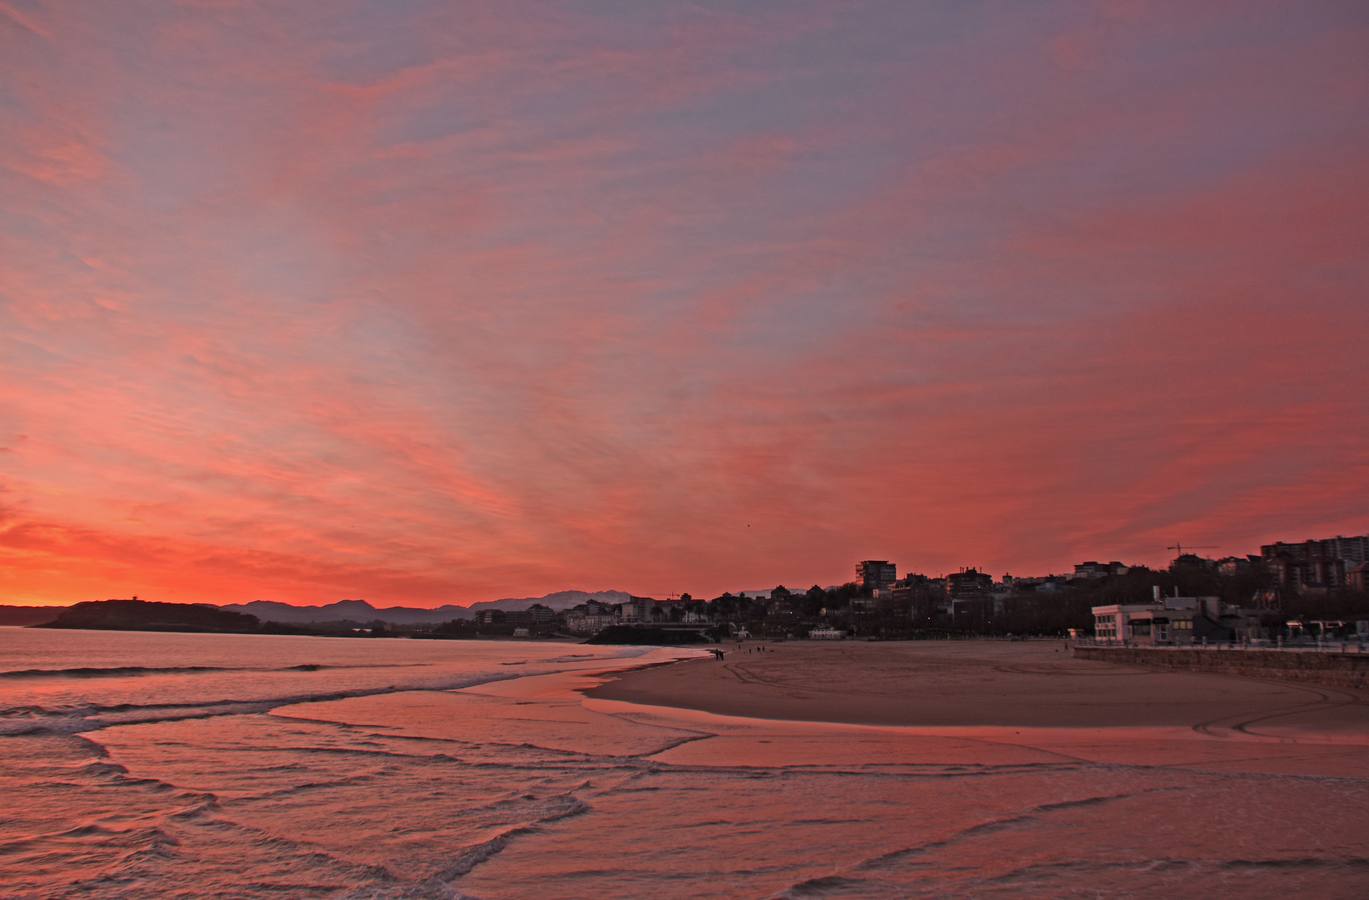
[1091,601,1197,644]
[619,596,656,623]
[564,600,619,635]
[1091,593,1241,645]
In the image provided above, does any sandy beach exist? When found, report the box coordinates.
[588,639,1369,734]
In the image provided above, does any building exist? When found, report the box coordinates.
[892,574,948,626]
[1091,592,1257,645]
[946,567,993,599]
[1349,563,1369,593]
[1262,535,1365,588]
[952,595,1002,631]
[525,603,556,625]
[564,601,618,635]
[1258,534,1367,591]
[849,595,878,612]
[619,596,657,623]
[1092,601,1197,644]
[1170,553,1215,572]
[1215,556,1259,576]
[947,573,1002,628]
[1266,553,1347,591]
[1007,575,1068,593]
[1261,534,1369,566]
[1073,561,1129,579]
[766,586,797,617]
[507,603,558,630]
[856,560,898,593]
[680,604,712,625]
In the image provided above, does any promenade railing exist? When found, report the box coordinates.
[1072,637,1369,654]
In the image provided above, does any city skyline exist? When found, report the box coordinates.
[9,529,1368,610]
[4,2,1368,607]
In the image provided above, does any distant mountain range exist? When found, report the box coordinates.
[218,590,632,626]
[0,590,633,627]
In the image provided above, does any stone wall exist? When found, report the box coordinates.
[1072,645,1369,690]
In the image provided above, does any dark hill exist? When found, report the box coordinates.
[40,599,261,633]
[0,605,66,627]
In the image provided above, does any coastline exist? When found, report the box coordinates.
[585,639,1369,733]
[9,630,1369,897]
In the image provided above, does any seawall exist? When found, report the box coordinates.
[1072,645,1369,690]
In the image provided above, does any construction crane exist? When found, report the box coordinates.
[1167,542,1217,557]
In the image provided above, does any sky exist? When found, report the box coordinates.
[2,1,1367,607]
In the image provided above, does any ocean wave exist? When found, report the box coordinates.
[983,855,1369,891]
[282,663,432,672]
[779,874,878,897]
[236,773,383,804]
[433,826,535,881]
[429,791,591,883]
[338,881,475,899]
[0,670,532,737]
[0,822,183,855]
[0,662,432,680]
[0,666,235,680]
[1222,857,1369,871]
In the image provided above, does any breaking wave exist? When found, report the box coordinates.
[0,671,530,737]
[0,666,235,680]
[0,663,429,680]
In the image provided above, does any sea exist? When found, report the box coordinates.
[1,627,1367,898]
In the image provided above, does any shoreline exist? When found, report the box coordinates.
[585,639,1369,733]
[10,631,1369,897]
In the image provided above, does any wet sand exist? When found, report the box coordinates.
[587,639,1369,734]
[21,633,1361,898]
[266,655,1369,897]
